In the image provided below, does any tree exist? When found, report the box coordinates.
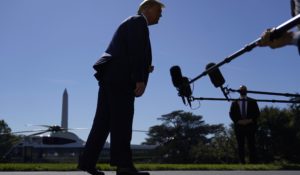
[0,120,20,160]
[289,98,300,162]
[256,106,299,163]
[143,110,225,163]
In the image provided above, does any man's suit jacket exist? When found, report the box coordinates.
[93,15,152,86]
[229,97,260,125]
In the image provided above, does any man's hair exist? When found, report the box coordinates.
[138,1,160,14]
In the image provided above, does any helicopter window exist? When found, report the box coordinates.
[42,137,76,145]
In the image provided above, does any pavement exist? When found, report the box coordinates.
[0,171,300,175]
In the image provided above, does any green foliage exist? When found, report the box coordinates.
[144,104,300,164]
[0,120,20,160]
[0,163,300,171]
[143,110,226,163]
[0,163,79,171]
[256,105,300,163]
[191,128,237,163]
[0,120,11,134]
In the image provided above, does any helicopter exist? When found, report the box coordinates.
[1,89,155,163]
[3,125,154,163]
[2,124,87,162]
[2,89,88,162]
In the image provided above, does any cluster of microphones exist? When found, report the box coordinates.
[170,63,229,107]
[170,62,300,107]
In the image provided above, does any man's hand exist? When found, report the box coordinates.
[134,82,146,97]
[237,119,253,125]
[257,28,293,48]
[149,65,154,73]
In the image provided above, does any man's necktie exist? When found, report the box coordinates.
[241,99,246,117]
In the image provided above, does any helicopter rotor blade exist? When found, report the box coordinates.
[132,130,148,133]
[67,128,88,130]
[28,130,50,136]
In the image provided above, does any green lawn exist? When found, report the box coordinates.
[0,163,300,171]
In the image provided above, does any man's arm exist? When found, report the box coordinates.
[229,102,239,123]
[127,17,149,85]
[257,29,294,49]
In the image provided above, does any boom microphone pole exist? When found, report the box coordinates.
[189,14,300,85]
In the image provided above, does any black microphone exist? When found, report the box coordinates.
[206,63,225,88]
[170,66,192,106]
[181,76,192,106]
[170,65,183,88]
[170,65,186,105]
[206,63,229,101]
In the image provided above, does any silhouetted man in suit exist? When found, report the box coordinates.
[229,85,260,164]
[77,0,165,175]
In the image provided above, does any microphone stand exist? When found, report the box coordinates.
[227,88,300,98]
[192,97,300,104]
[190,87,300,105]
[189,14,300,85]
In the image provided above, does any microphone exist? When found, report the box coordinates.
[170,65,183,88]
[181,76,192,106]
[170,66,192,106]
[170,65,186,104]
[206,63,229,101]
[206,63,225,88]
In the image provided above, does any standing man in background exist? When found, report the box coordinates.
[258,0,300,53]
[229,85,260,164]
[78,0,165,175]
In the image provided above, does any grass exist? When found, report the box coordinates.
[0,163,300,171]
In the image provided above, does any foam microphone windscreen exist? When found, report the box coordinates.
[206,62,225,88]
[181,76,192,97]
[170,65,183,88]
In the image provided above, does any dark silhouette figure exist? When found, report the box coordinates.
[229,85,260,164]
[77,0,165,175]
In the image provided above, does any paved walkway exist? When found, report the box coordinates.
[0,171,300,175]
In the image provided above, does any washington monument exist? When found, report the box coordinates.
[61,88,68,130]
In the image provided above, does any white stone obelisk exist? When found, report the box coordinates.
[61,89,68,131]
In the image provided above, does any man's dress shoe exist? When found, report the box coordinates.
[77,165,105,175]
[116,166,150,175]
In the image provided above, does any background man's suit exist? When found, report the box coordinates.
[79,14,152,168]
[229,97,260,163]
